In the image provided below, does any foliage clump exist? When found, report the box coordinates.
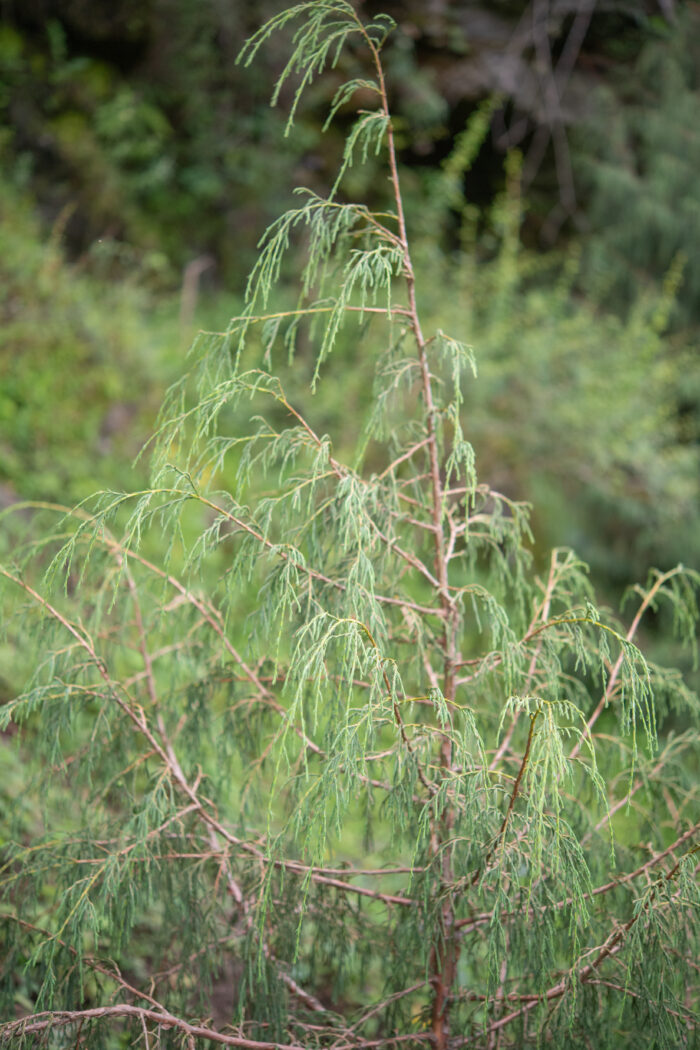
[1,4,698,1049]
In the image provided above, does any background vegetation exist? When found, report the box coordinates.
[0,0,698,1045]
[1,0,698,575]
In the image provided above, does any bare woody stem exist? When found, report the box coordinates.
[354,17,461,1048]
[0,1005,309,1050]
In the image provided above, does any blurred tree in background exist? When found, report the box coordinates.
[0,0,692,283]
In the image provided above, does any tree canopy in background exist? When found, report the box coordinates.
[0,1,694,284]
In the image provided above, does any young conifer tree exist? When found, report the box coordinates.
[1,3,699,1048]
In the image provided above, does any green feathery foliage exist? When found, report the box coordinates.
[1,3,698,1049]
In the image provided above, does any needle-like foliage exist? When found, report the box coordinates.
[1,4,698,1049]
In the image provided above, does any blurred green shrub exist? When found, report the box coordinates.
[0,179,175,504]
[0,9,311,283]
[574,6,700,325]
[406,131,700,594]
[424,246,700,589]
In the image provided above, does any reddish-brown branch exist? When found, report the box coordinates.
[456,818,699,932]
[22,506,429,803]
[466,710,539,895]
[474,848,697,1040]
[490,550,560,769]
[246,386,443,593]
[348,22,462,1046]
[1,1005,308,1049]
[0,563,418,1029]
[0,912,166,1014]
[348,17,463,1045]
[350,617,435,795]
[378,437,433,480]
[31,495,442,621]
[569,566,686,760]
